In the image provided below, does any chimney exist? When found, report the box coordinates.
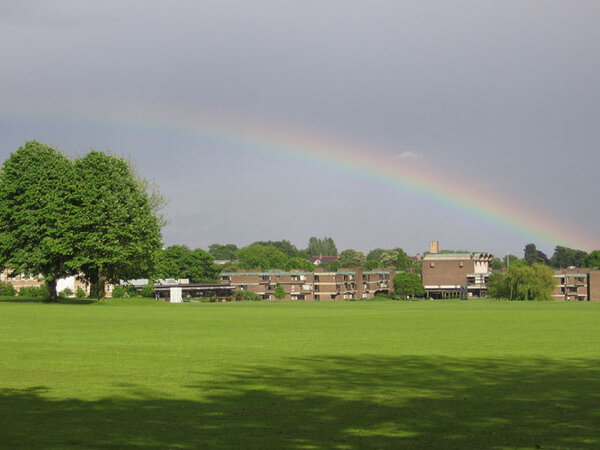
[429,241,439,254]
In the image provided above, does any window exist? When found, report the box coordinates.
[459,262,463,268]
[430,262,435,268]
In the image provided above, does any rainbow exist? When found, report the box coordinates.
[8,104,599,250]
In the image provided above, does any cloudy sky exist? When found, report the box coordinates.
[1,1,599,256]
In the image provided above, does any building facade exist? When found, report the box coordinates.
[421,243,493,298]
[553,269,600,301]
[221,268,394,301]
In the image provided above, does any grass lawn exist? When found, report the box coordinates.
[1,298,599,449]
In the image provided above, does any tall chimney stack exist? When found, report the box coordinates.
[429,241,439,254]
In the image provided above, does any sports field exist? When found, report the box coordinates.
[1,299,598,449]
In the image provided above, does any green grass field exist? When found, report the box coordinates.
[1,298,599,449]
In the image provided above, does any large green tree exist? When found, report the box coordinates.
[253,240,298,258]
[582,250,600,268]
[208,243,238,260]
[0,141,75,300]
[157,245,220,282]
[307,237,337,257]
[524,243,549,265]
[487,263,555,301]
[68,151,163,298]
[338,249,366,268]
[393,272,425,298]
[237,243,288,270]
[550,246,587,268]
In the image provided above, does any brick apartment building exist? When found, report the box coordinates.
[221,268,394,301]
[553,268,600,301]
[421,241,493,298]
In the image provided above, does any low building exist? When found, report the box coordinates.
[421,242,493,298]
[221,268,394,301]
[553,269,600,301]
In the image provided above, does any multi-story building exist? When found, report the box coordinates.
[221,268,394,301]
[553,269,600,301]
[421,241,493,298]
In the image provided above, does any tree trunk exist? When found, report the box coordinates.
[45,279,57,302]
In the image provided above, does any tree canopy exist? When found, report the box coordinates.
[237,244,289,270]
[307,237,337,257]
[68,151,163,297]
[487,263,555,301]
[0,142,164,299]
[208,243,238,260]
[338,249,366,268]
[524,243,549,265]
[393,272,425,298]
[0,142,76,299]
[156,245,220,283]
[550,246,588,268]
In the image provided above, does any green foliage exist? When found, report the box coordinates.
[233,290,261,301]
[69,151,163,298]
[285,257,315,271]
[307,237,337,257]
[524,243,549,265]
[582,250,600,268]
[491,257,503,271]
[237,244,288,270]
[338,249,366,268]
[140,284,155,298]
[393,272,425,298]
[75,287,87,299]
[503,254,522,267]
[17,286,47,298]
[488,263,556,301]
[208,243,238,260]
[550,246,588,268]
[156,245,220,283]
[111,286,127,298]
[364,259,378,270]
[59,288,73,298]
[253,240,298,258]
[125,285,140,297]
[274,284,286,300]
[0,281,16,296]
[0,141,76,300]
[322,260,341,272]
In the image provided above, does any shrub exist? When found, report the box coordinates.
[111,285,127,298]
[18,286,47,298]
[233,290,261,301]
[0,281,16,296]
[125,285,140,297]
[75,287,87,298]
[140,284,155,298]
[59,288,73,298]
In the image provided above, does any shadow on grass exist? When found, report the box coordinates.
[0,296,96,304]
[1,356,599,448]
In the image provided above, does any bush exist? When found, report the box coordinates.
[75,287,87,298]
[18,286,47,298]
[111,285,127,298]
[125,285,140,297]
[140,284,155,298]
[233,290,261,301]
[0,281,16,296]
[59,288,73,298]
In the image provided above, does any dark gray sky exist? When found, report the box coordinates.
[1,1,599,256]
